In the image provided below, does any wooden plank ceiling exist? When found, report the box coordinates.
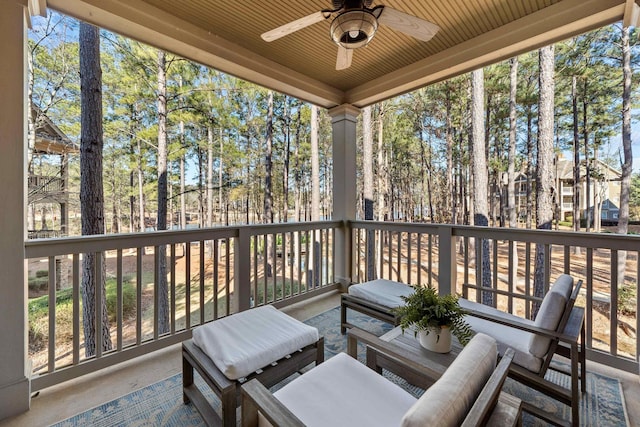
[48,0,628,108]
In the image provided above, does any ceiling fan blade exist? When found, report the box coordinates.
[378,7,439,42]
[336,46,353,70]
[261,11,326,42]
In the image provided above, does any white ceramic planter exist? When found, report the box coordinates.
[417,326,452,353]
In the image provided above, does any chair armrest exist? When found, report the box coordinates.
[464,306,583,344]
[346,327,446,381]
[240,379,305,427]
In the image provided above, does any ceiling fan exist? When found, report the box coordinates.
[261,0,439,71]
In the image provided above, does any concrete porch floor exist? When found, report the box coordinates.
[1,291,639,426]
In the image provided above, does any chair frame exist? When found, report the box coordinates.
[242,328,521,427]
[462,279,585,427]
[340,287,402,334]
[183,336,324,427]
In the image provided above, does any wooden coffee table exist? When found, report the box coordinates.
[363,326,463,389]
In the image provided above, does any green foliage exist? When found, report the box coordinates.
[618,283,637,316]
[394,285,473,345]
[28,280,137,348]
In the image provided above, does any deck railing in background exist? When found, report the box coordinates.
[25,221,340,391]
[350,220,640,373]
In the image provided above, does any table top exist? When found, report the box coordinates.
[377,326,463,382]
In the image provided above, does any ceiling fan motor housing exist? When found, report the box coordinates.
[330,8,378,49]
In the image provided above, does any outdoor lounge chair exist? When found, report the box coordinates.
[460,274,585,427]
[241,331,521,427]
[182,305,324,427]
[340,278,414,333]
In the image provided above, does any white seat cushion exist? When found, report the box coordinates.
[269,352,417,427]
[348,279,415,308]
[192,305,319,380]
[400,333,497,427]
[460,299,543,373]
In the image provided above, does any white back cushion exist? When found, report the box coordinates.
[528,274,574,358]
[400,333,497,427]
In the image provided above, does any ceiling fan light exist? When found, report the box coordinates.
[330,10,378,49]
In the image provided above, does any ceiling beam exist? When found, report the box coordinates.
[48,0,345,109]
[346,0,625,107]
[623,0,640,27]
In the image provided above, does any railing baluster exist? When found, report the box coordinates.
[199,241,205,325]
[463,237,469,299]
[225,237,231,315]
[185,243,191,329]
[48,256,56,372]
[214,239,219,318]
[96,252,103,358]
[281,232,287,298]
[586,248,593,349]
[508,241,514,314]
[564,245,570,274]
[525,242,531,318]
[611,251,618,356]
[263,235,268,302]
[136,248,142,345]
[117,249,123,350]
[153,246,159,341]
[407,232,412,285]
[170,244,176,334]
[428,234,433,288]
[417,233,422,287]
[319,229,324,287]
[272,233,277,299]
[289,231,294,297]
[72,254,80,365]
[492,239,498,304]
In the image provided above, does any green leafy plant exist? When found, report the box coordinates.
[394,285,473,345]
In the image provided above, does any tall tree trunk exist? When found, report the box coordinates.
[310,105,320,288]
[507,57,518,229]
[264,91,274,278]
[471,68,492,306]
[79,22,112,357]
[533,45,555,318]
[156,50,169,334]
[507,57,519,286]
[207,125,214,229]
[376,103,386,277]
[283,98,291,222]
[137,138,145,233]
[583,82,592,233]
[219,130,224,224]
[446,88,454,223]
[617,25,633,291]
[363,106,375,279]
[525,110,534,229]
[572,76,581,236]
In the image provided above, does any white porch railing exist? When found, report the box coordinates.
[25,221,340,391]
[350,220,639,373]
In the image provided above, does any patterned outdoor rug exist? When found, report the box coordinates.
[52,306,629,426]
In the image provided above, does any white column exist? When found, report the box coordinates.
[329,104,360,287]
[0,0,30,419]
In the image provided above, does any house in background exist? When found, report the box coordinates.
[511,155,622,224]
[554,155,622,223]
[28,107,77,238]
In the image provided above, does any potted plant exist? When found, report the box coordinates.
[394,285,473,353]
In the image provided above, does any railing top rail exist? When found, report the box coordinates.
[25,220,344,258]
[348,220,640,251]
